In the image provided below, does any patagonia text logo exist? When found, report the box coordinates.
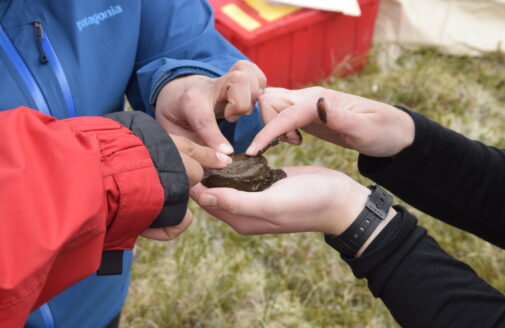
[76,5,123,31]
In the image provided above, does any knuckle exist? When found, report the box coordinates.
[193,117,213,131]
[233,60,251,70]
[228,70,248,84]
[179,88,199,104]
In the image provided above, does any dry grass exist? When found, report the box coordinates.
[122,46,505,327]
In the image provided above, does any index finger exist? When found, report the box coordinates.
[246,100,318,156]
[184,100,235,155]
[171,135,232,169]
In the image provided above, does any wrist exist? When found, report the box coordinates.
[391,107,415,157]
[324,185,394,257]
[326,184,371,236]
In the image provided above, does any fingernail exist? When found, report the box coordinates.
[317,97,327,124]
[285,130,303,145]
[199,194,217,207]
[216,152,233,165]
[219,143,234,154]
[246,143,257,156]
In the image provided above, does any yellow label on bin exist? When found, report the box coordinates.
[222,3,262,31]
[244,0,300,22]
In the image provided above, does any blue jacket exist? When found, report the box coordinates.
[0,1,262,327]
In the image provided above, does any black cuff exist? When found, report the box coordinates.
[342,207,425,296]
[104,111,189,227]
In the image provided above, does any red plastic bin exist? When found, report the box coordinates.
[210,0,380,88]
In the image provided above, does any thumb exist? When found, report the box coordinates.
[197,188,267,218]
[140,209,193,241]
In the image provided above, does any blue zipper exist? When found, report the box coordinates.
[39,303,56,328]
[0,24,51,115]
[0,23,77,118]
[35,22,77,118]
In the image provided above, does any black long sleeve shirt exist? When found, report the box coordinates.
[341,110,505,327]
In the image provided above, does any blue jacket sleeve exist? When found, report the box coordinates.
[126,0,248,115]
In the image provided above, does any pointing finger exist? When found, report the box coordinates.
[171,135,232,169]
[246,101,318,156]
[185,101,234,154]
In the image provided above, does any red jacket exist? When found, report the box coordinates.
[0,107,165,327]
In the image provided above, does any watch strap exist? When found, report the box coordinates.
[325,185,393,257]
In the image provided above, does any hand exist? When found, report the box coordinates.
[191,166,372,236]
[141,134,231,241]
[140,209,193,241]
[156,60,267,154]
[247,87,415,158]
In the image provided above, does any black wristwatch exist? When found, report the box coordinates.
[324,185,393,257]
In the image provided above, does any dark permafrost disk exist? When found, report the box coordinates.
[202,153,286,192]
[202,136,287,192]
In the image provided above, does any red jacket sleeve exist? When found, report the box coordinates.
[0,107,165,327]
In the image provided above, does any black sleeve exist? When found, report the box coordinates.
[358,109,505,249]
[341,207,505,328]
[104,111,189,227]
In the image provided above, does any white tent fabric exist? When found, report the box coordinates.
[373,0,505,55]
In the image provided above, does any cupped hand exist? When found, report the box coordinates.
[190,166,371,236]
[141,135,232,241]
[156,60,267,154]
[248,87,415,158]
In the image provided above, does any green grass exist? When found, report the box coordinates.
[122,47,505,327]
